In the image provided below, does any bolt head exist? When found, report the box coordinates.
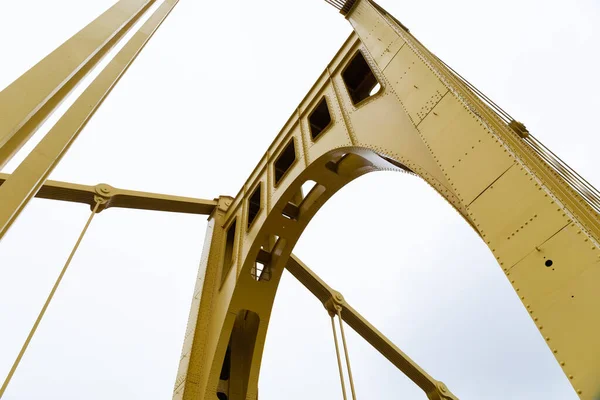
[95,184,113,196]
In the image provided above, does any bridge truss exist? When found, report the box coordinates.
[0,0,599,399]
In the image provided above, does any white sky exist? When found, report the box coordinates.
[0,0,599,399]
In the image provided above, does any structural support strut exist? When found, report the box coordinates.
[287,254,458,400]
[0,173,217,215]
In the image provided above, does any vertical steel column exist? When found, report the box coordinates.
[173,196,233,400]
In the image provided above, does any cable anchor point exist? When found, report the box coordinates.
[325,290,345,317]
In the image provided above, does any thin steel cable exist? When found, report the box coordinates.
[0,200,101,398]
[331,315,348,400]
[530,141,599,201]
[433,54,513,123]
[433,49,600,213]
[436,52,600,211]
[525,137,600,212]
[325,0,343,10]
[529,135,600,199]
[337,308,357,400]
[423,35,600,215]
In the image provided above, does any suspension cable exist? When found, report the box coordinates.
[433,52,600,215]
[330,314,349,400]
[0,199,102,398]
[337,308,357,400]
[432,54,513,123]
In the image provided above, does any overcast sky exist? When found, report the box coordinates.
[0,0,599,399]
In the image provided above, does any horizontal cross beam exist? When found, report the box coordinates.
[0,173,218,215]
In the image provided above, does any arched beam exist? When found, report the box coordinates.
[175,1,600,399]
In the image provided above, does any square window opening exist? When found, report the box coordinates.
[308,97,332,141]
[274,139,296,185]
[247,184,261,229]
[252,256,272,281]
[342,51,380,105]
[221,219,237,286]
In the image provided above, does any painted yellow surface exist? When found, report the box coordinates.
[0,0,598,399]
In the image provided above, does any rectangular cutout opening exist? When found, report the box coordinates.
[251,261,269,281]
[247,183,261,229]
[301,179,318,198]
[274,139,296,185]
[342,51,380,105]
[252,251,271,281]
[281,202,299,220]
[221,219,237,286]
[308,97,332,141]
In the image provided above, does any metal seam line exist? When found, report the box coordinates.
[337,308,358,400]
[0,200,101,398]
[330,315,348,400]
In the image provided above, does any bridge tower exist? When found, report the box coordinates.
[0,0,599,399]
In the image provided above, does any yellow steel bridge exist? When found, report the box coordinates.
[0,0,598,398]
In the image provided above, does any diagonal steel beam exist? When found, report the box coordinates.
[286,254,458,400]
[0,0,179,241]
[0,173,217,215]
[0,0,155,169]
